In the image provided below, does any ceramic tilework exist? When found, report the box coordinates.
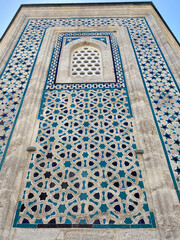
[15,88,153,226]
[49,32,123,88]
[0,18,179,200]
[127,23,180,199]
[13,30,155,227]
[0,17,179,226]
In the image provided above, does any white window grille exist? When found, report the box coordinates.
[71,46,101,77]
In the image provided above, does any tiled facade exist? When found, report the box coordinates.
[0,12,179,232]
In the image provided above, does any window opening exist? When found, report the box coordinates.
[71,46,101,77]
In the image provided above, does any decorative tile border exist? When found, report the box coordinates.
[127,21,180,201]
[47,32,123,88]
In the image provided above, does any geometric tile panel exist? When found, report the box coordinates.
[14,88,155,227]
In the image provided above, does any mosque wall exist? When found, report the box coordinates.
[0,3,179,240]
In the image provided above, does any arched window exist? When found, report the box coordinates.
[71,46,101,77]
[56,36,115,84]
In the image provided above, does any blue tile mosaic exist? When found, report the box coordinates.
[0,16,178,227]
[12,29,156,228]
[14,88,154,227]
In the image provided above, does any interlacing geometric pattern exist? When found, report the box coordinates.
[0,16,178,227]
[16,88,153,226]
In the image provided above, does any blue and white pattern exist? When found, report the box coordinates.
[13,30,155,228]
[15,88,153,227]
[0,17,179,227]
